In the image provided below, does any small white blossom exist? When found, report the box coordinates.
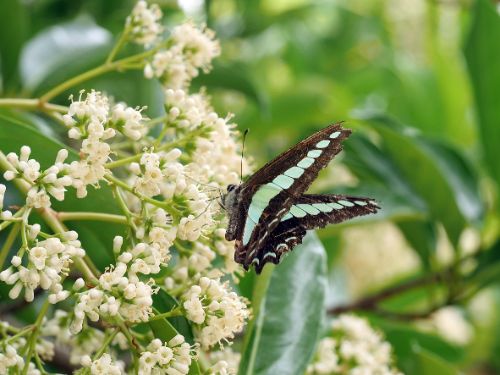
[307,315,402,375]
[138,336,193,375]
[0,236,85,302]
[126,0,163,46]
[181,277,249,349]
[88,353,123,375]
[418,306,473,346]
[170,22,220,72]
[144,22,219,89]
[111,103,148,140]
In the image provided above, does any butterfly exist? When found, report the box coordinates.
[222,123,379,274]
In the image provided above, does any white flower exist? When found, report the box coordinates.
[181,277,249,349]
[138,336,192,375]
[307,315,402,375]
[111,103,148,140]
[89,353,123,375]
[144,22,219,89]
[170,22,220,72]
[208,347,240,375]
[421,306,473,346]
[0,344,24,374]
[1,236,85,303]
[126,0,163,46]
[144,47,193,89]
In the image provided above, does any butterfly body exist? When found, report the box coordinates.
[223,123,379,273]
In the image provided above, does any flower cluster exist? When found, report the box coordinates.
[82,353,124,375]
[63,90,148,198]
[0,231,85,303]
[208,347,241,375]
[0,321,54,374]
[0,2,249,373]
[3,147,72,208]
[0,345,25,374]
[71,263,158,333]
[307,315,402,375]
[138,336,192,375]
[181,277,250,349]
[126,0,163,46]
[144,23,220,89]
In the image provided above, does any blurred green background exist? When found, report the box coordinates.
[1,0,500,374]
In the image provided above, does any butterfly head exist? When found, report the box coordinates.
[221,184,239,210]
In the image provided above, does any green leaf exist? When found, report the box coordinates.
[152,289,194,345]
[0,0,28,91]
[19,15,112,92]
[465,0,500,194]
[0,116,123,269]
[149,289,200,375]
[398,220,437,269]
[359,115,479,244]
[412,345,459,375]
[239,232,327,375]
[193,62,268,111]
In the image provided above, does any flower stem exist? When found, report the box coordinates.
[0,207,25,231]
[89,328,120,367]
[110,184,136,230]
[105,127,206,169]
[149,307,183,321]
[0,98,68,113]
[40,45,162,103]
[105,28,130,64]
[57,211,128,225]
[0,224,20,269]
[5,325,34,343]
[22,301,49,375]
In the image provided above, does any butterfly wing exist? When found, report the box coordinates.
[249,194,379,273]
[234,123,352,269]
[280,194,379,230]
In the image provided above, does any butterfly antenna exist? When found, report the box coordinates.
[240,129,249,184]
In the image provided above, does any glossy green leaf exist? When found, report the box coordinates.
[360,115,480,244]
[193,62,268,111]
[149,290,200,375]
[375,320,463,375]
[19,15,112,92]
[465,0,500,193]
[413,345,459,375]
[0,116,123,269]
[0,0,28,91]
[398,220,437,269]
[152,289,194,345]
[239,232,327,375]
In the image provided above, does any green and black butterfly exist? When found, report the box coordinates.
[222,123,379,273]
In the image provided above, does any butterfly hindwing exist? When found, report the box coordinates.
[248,194,378,273]
[280,194,379,230]
[249,220,307,274]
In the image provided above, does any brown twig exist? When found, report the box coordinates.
[327,268,454,319]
